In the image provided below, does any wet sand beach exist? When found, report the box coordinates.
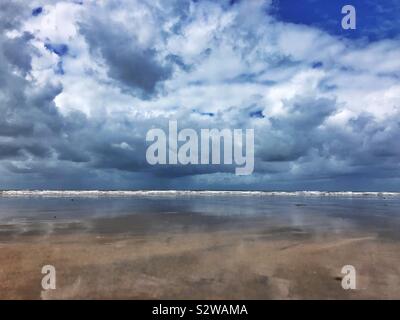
[1,193,400,299]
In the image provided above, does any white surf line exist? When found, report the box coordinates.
[0,190,399,198]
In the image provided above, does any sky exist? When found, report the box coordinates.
[0,0,399,191]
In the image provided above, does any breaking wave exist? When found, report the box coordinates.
[0,190,399,198]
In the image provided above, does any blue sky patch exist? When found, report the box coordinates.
[312,61,323,69]
[193,109,214,117]
[44,43,69,56]
[249,110,265,118]
[32,7,43,16]
[271,0,400,41]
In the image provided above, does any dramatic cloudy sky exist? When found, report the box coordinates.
[0,0,399,191]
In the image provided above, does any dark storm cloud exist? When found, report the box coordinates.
[341,112,400,165]
[0,144,22,159]
[0,3,66,165]
[2,32,34,75]
[80,18,172,97]
[0,1,27,30]
[258,96,337,162]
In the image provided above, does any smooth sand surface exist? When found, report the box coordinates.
[1,213,400,299]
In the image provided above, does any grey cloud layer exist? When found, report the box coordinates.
[80,19,172,97]
[0,0,399,190]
